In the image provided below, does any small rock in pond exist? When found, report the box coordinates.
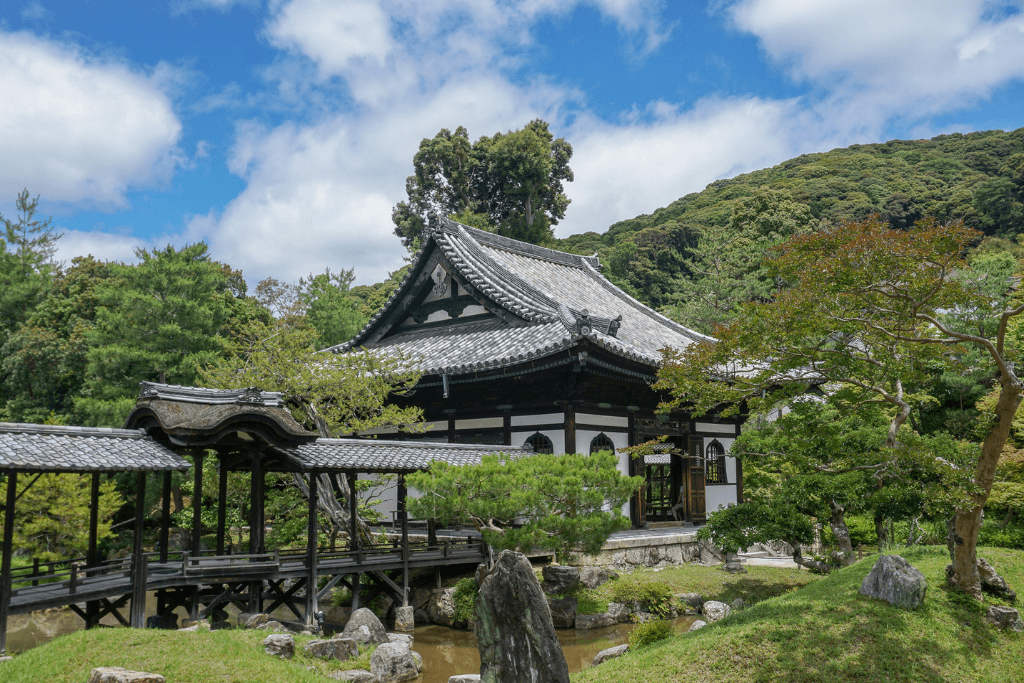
[575,613,616,630]
[447,676,481,683]
[394,605,415,632]
[88,667,165,683]
[608,602,632,623]
[592,643,629,666]
[388,632,414,648]
[548,597,578,628]
[263,633,295,659]
[411,650,423,672]
[688,620,707,631]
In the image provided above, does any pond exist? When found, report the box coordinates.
[7,594,698,679]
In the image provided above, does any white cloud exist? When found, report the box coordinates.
[728,0,1024,114]
[54,229,148,266]
[0,31,182,207]
[21,1,53,21]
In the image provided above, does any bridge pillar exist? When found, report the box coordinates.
[1,470,17,655]
[159,471,171,564]
[191,450,204,557]
[305,470,319,628]
[129,471,148,628]
[216,456,228,555]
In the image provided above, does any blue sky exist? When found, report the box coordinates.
[2,1,1023,287]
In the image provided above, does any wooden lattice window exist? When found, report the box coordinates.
[524,432,554,454]
[705,440,727,484]
[590,433,616,455]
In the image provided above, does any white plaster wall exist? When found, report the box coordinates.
[575,428,631,516]
[705,485,738,513]
[510,413,563,427]
[357,473,398,521]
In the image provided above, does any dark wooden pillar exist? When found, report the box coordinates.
[84,471,103,629]
[159,471,171,563]
[216,458,228,555]
[398,474,409,606]
[129,471,148,628]
[627,413,639,528]
[564,405,576,454]
[736,457,744,504]
[347,471,360,611]
[305,470,319,627]
[191,451,205,557]
[249,451,262,554]
[502,410,512,447]
[1,470,18,654]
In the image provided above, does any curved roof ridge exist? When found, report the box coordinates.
[312,437,530,451]
[449,220,601,270]
[579,259,716,345]
[438,223,560,321]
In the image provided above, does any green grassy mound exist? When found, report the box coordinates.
[0,626,374,683]
[574,546,1024,683]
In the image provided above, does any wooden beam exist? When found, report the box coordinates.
[564,404,576,454]
[399,474,409,606]
[129,471,148,628]
[192,450,205,556]
[1,470,18,655]
[88,473,101,567]
[306,469,319,627]
[160,471,171,564]
[216,458,228,555]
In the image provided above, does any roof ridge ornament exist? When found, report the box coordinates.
[557,305,622,338]
[137,382,286,407]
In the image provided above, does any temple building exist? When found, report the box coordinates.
[330,218,743,526]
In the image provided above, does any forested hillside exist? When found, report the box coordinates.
[554,127,1024,333]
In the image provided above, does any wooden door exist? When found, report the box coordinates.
[688,436,706,523]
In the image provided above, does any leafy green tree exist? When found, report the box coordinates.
[668,186,818,334]
[0,473,122,561]
[0,189,61,350]
[1,257,112,423]
[298,268,367,349]
[406,451,642,561]
[78,243,234,426]
[605,222,699,308]
[392,120,573,248]
[656,217,1024,598]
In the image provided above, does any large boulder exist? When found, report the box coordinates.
[369,641,419,683]
[575,613,616,630]
[860,555,927,610]
[328,636,361,660]
[88,668,165,683]
[608,602,632,623]
[676,593,703,615]
[328,670,379,682]
[541,565,580,595]
[579,567,616,590]
[476,550,570,683]
[986,605,1024,632]
[427,587,463,627]
[592,644,628,666]
[701,601,731,623]
[342,607,390,645]
[263,633,295,659]
[238,612,269,629]
[548,597,578,628]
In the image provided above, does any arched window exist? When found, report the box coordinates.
[590,433,616,455]
[524,432,554,454]
[705,440,727,484]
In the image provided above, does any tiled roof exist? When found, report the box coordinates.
[138,382,286,407]
[0,422,192,472]
[273,438,530,473]
[331,219,712,374]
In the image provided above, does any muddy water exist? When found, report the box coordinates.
[412,617,698,683]
[7,597,696,680]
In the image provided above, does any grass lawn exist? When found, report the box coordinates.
[574,546,1024,683]
[0,626,376,683]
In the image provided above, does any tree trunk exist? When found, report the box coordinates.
[874,512,889,553]
[790,545,832,573]
[828,501,856,565]
[950,375,1022,598]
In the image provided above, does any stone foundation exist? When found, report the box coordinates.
[574,530,722,569]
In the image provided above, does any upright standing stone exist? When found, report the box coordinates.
[859,555,927,610]
[475,550,570,683]
[342,607,390,645]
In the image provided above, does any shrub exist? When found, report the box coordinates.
[979,518,1024,550]
[610,575,674,618]
[452,577,479,623]
[628,619,673,649]
[571,584,609,615]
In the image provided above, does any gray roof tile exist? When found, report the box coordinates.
[0,422,191,472]
[275,438,530,473]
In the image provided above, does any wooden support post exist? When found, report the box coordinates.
[347,472,359,557]
[88,472,101,567]
[129,471,148,628]
[249,451,261,554]
[160,471,171,564]
[192,450,205,556]
[1,470,18,655]
[216,457,228,555]
[736,457,744,504]
[564,404,576,454]
[503,410,512,446]
[427,518,437,547]
[351,573,361,611]
[305,470,319,627]
[398,474,409,606]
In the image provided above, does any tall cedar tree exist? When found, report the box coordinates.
[656,217,1024,598]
